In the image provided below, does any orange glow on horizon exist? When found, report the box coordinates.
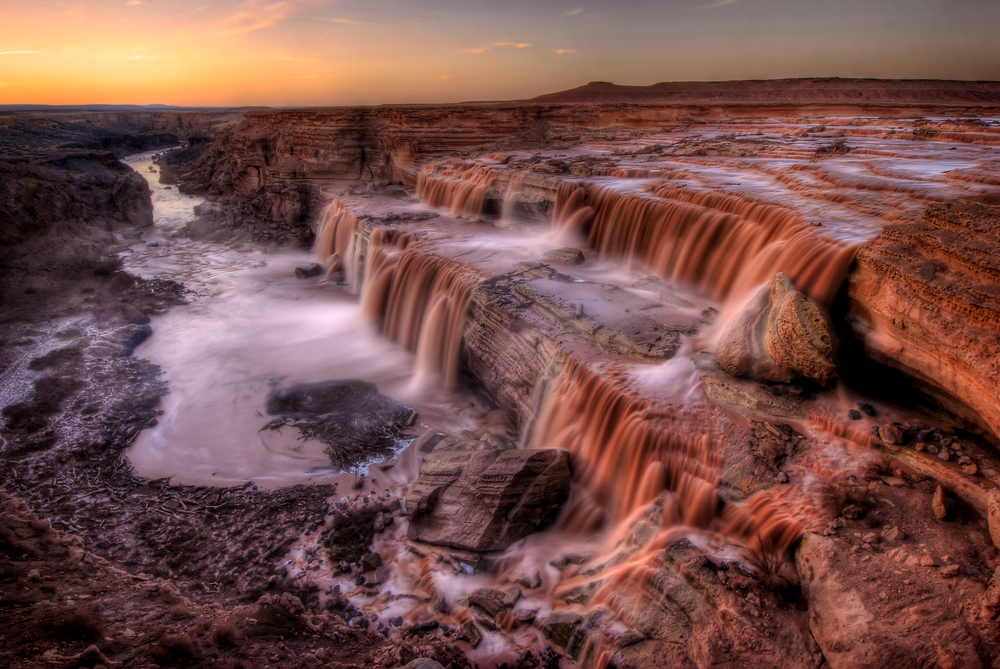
[1,0,998,107]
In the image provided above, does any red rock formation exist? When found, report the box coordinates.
[847,201,1000,442]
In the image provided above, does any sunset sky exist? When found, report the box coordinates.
[1,0,998,107]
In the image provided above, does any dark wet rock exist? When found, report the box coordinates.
[460,620,483,648]
[544,247,585,265]
[410,621,440,634]
[717,272,836,385]
[540,610,583,649]
[360,552,383,572]
[468,588,506,618]
[295,262,322,278]
[858,402,877,417]
[405,432,570,552]
[263,379,416,471]
[848,409,861,420]
[878,423,904,445]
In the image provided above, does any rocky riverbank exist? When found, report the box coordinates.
[5,86,1000,668]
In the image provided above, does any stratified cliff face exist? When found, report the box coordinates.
[847,201,1000,441]
[160,104,661,244]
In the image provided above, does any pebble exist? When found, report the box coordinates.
[858,402,877,417]
[885,477,907,487]
[963,463,979,476]
[883,526,903,541]
[940,564,960,578]
[937,449,950,462]
[777,471,789,484]
[932,485,952,520]
[848,409,862,420]
[862,532,879,544]
[920,555,936,567]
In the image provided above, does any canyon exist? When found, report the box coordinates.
[3,79,1000,668]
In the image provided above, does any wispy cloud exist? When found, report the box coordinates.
[322,17,356,24]
[566,8,583,15]
[223,1,291,36]
[0,50,41,56]
[457,42,531,54]
[556,49,576,55]
[438,75,452,80]
[701,0,741,8]
[125,1,141,7]
[125,54,161,60]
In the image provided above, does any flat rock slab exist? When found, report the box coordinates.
[406,431,570,552]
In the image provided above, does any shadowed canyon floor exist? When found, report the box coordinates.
[4,82,1000,668]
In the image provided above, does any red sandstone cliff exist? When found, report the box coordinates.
[847,200,1000,442]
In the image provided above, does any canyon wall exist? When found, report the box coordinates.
[161,92,1000,246]
[847,200,1000,442]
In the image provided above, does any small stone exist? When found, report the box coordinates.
[26,569,41,582]
[544,247,585,266]
[841,504,864,520]
[503,586,522,608]
[360,552,383,573]
[868,481,881,493]
[146,241,159,248]
[920,555,936,567]
[940,564,960,578]
[963,463,979,476]
[883,526,902,541]
[879,424,904,445]
[848,409,862,420]
[915,442,926,452]
[862,532,879,544]
[777,471,789,484]
[862,542,873,552]
[123,628,137,638]
[516,609,537,623]
[460,621,483,649]
[295,263,322,279]
[884,477,907,487]
[858,402,877,417]
[926,444,940,455]
[932,485,953,521]
[410,621,440,634]
[937,448,950,462]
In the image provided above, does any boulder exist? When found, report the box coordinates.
[405,432,571,552]
[717,273,836,385]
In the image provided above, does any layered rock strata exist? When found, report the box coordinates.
[847,201,1000,442]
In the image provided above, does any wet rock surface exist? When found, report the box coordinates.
[263,379,417,472]
[406,432,571,551]
[717,272,836,385]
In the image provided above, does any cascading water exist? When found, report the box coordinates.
[553,180,859,306]
[416,160,497,219]
[360,235,479,390]
[531,358,803,553]
[314,199,365,287]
